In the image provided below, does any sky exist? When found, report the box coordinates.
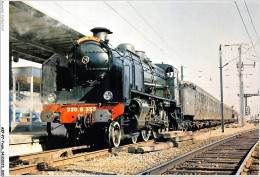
[16,0,259,115]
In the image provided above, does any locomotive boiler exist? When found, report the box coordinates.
[40,27,182,147]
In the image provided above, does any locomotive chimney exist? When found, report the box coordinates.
[90,27,113,42]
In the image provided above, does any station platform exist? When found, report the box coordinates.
[11,122,47,132]
[9,123,67,156]
[9,132,48,156]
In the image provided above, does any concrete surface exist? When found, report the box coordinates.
[9,123,67,156]
[9,132,47,156]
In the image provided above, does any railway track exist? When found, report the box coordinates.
[9,140,154,175]
[136,129,259,175]
[9,145,90,168]
[236,141,259,175]
[8,125,215,175]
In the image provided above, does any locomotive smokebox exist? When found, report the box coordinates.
[90,27,112,41]
[71,28,112,81]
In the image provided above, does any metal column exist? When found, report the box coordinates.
[238,45,244,127]
[17,81,20,101]
[12,76,16,123]
[180,65,184,121]
[30,76,34,131]
[181,66,183,81]
[219,45,224,132]
[9,43,12,89]
[245,97,248,114]
[9,43,13,130]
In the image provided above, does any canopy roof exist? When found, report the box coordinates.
[9,1,84,63]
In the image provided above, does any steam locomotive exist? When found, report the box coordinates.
[40,27,235,147]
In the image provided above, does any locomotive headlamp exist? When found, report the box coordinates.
[103,91,113,101]
[48,93,57,103]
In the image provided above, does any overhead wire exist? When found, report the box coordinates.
[245,59,259,62]
[52,2,91,29]
[127,2,200,73]
[105,1,216,80]
[234,1,259,58]
[103,1,174,62]
[126,2,180,62]
[53,1,181,64]
[222,42,259,68]
[53,1,198,75]
[53,1,255,87]
[244,1,259,42]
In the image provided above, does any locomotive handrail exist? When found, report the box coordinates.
[131,89,175,102]
[85,68,109,71]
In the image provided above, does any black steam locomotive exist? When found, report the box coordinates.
[40,27,235,147]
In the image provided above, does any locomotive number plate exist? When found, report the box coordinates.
[77,36,100,44]
[66,107,97,112]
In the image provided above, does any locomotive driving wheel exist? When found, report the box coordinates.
[131,134,138,144]
[141,129,151,142]
[109,121,121,148]
[152,128,158,139]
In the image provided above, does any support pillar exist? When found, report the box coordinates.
[238,45,244,127]
[9,43,12,131]
[219,45,224,132]
[181,66,183,81]
[17,81,20,101]
[245,97,248,115]
[30,76,34,131]
[12,76,16,123]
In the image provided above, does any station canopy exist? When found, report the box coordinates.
[9,1,84,64]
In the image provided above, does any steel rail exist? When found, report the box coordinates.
[10,145,89,163]
[136,129,258,175]
[9,140,154,175]
[235,140,259,175]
